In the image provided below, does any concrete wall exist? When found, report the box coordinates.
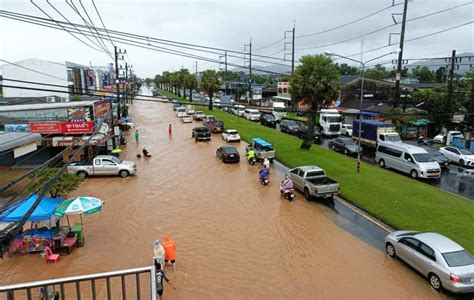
[1,58,69,99]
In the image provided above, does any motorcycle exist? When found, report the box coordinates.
[247,156,256,165]
[280,188,295,201]
[142,148,152,158]
[260,175,270,186]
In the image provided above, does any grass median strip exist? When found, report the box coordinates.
[158,89,474,253]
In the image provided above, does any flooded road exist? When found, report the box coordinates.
[0,100,450,299]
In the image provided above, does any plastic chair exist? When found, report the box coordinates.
[45,246,60,263]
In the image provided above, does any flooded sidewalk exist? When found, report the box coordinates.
[0,101,445,299]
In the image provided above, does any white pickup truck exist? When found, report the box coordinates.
[67,155,137,178]
[287,165,339,200]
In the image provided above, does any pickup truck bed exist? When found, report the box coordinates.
[307,177,338,185]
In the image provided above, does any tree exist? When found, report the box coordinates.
[184,73,197,102]
[28,168,83,198]
[169,72,178,95]
[290,54,340,149]
[200,70,220,110]
[411,66,435,83]
[335,63,359,75]
[177,68,190,97]
[435,67,446,83]
[364,64,390,80]
[70,95,81,102]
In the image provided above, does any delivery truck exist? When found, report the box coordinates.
[352,120,401,148]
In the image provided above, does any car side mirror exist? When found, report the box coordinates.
[408,158,412,163]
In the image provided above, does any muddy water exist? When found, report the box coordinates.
[0,101,446,299]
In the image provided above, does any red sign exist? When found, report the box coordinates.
[93,100,111,119]
[60,122,94,134]
[29,122,62,134]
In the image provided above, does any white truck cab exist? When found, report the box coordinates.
[272,102,287,121]
[319,109,342,136]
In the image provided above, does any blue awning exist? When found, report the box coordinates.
[0,194,63,222]
[360,111,380,117]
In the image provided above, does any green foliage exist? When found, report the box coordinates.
[411,66,435,83]
[70,95,81,102]
[290,54,340,149]
[335,63,359,75]
[200,70,221,110]
[364,64,390,80]
[28,168,83,198]
[217,70,240,82]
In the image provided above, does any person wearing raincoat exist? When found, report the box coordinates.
[163,235,177,271]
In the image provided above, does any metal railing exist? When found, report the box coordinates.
[0,266,157,300]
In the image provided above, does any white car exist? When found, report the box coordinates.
[341,124,353,136]
[181,115,192,123]
[186,105,195,115]
[439,146,474,167]
[222,129,241,142]
[176,107,187,118]
[231,105,245,117]
[433,134,445,144]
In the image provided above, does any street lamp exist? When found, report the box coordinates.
[325,48,401,173]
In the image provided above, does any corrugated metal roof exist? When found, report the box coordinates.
[0,131,42,152]
[0,101,97,112]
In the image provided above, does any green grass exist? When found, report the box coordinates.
[286,113,308,123]
[159,89,474,252]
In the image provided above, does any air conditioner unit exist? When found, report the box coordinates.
[46,96,56,103]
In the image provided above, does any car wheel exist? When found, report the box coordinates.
[378,159,386,168]
[410,170,418,179]
[428,273,442,291]
[304,187,311,200]
[385,243,396,257]
[344,149,348,155]
[460,159,465,167]
[119,170,130,178]
[77,171,87,179]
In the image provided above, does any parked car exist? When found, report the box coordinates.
[222,129,241,142]
[385,231,474,293]
[172,101,181,111]
[376,142,441,179]
[246,138,276,162]
[297,123,321,142]
[67,155,137,178]
[433,133,445,144]
[230,105,245,116]
[202,115,224,133]
[417,138,434,146]
[260,113,277,128]
[186,105,195,115]
[279,119,302,136]
[216,146,240,163]
[244,109,261,121]
[176,107,187,117]
[341,124,353,136]
[193,111,205,120]
[439,146,474,167]
[287,166,339,200]
[419,146,450,168]
[181,115,192,123]
[329,137,361,155]
[192,126,211,142]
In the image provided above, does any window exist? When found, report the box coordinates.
[379,134,385,141]
[442,250,474,267]
[400,238,420,250]
[419,243,436,261]
[412,153,435,163]
[283,87,288,93]
[94,159,101,166]
[404,153,414,163]
[291,168,301,176]
[446,147,458,154]
[459,148,473,155]
[102,159,116,166]
[378,146,402,158]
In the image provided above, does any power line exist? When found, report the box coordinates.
[254,37,285,51]
[296,2,403,38]
[296,2,472,51]
[77,0,113,57]
[91,0,115,47]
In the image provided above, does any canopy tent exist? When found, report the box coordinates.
[0,194,63,222]
[410,118,430,126]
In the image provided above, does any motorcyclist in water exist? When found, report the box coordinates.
[142,147,151,157]
[280,174,294,195]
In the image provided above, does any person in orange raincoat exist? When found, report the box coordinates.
[163,235,176,271]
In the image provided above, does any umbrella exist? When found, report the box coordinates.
[111,148,122,154]
[54,196,103,218]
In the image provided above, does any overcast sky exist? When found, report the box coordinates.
[0,0,472,78]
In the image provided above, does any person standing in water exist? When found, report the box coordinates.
[153,240,165,271]
[155,263,176,299]
[134,129,140,143]
[163,234,177,271]
[168,124,172,136]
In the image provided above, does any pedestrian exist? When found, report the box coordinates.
[163,234,176,271]
[153,240,165,271]
[134,129,140,143]
[155,263,176,299]
[168,124,172,136]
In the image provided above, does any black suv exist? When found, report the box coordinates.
[279,119,303,136]
[297,124,321,142]
[192,126,211,142]
[260,114,277,128]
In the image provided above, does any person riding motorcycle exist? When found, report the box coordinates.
[142,147,151,157]
[280,174,294,195]
[247,149,256,163]
[259,166,270,182]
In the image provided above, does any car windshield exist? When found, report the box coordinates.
[208,116,216,122]
[196,127,208,132]
[412,153,435,163]
[306,170,325,177]
[385,135,401,142]
[227,130,237,134]
[110,156,123,164]
[326,116,342,123]
[459,148,473,155]
[442,250,474,267]
[346,125,353,129]
[195,111,203,114]
[343,140,356,146]
[224,147,238,154]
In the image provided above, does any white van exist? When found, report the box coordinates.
[176,107,187,118]
[244,109,261,121]
[231,105,245,117]
[375,142,441,179]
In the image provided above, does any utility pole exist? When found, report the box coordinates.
[291,22,295,75]
[394,0,408,108]
[125,63,128,105]
[114,46,121,121]
[447,50,456,122]
[195,61,198,77]
[225,51,228,95]
[249,38,253,103]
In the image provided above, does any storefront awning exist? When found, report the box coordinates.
[409,119,429,126]
[44,133,108,147]
[0,131,42,152]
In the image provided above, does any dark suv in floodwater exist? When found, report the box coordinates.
[192,126,211,142]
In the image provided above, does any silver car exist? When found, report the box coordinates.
[385,231,474,293]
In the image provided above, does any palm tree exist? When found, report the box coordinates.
[169,72,179,95]
[177,68,190,98]
[200,70,220,110]
[184,73,197,102]
[290,54,340,149]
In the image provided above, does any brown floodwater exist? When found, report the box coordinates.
[0,100,448,299]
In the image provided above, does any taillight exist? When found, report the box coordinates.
[450,274,462,282]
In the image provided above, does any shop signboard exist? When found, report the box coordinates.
[4,124,29,132]
[13,142,38,158]
[60,122,94,134]
[93,100,111,121]
[67,107,92,122]
[29,121,62,134]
